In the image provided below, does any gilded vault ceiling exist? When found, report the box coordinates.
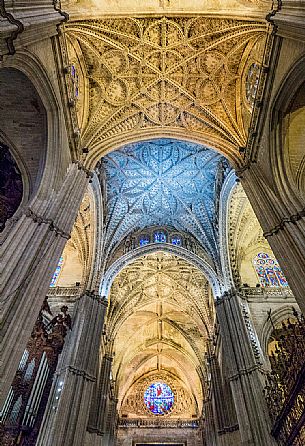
[65,16,267,164]
[102,138,230,267]
[107,252,213,416]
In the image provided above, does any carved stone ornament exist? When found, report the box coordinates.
[64,17,267,154]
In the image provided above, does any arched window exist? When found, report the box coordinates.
[171,235,182,246]
[154,231,166,243]
[253,253,288,287]
[144,382,174,415]
[71,64,79,98]
[246,63,260,106]
[139,235,150,246]
[50,256,64,287]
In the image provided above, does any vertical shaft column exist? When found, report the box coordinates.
[37,292,107,446]
[203,397,218,446]
[104,397,118,446]
[88,352,113,436]
[0,162,90,406]
[216,290,276,446]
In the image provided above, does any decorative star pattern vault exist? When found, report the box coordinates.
[102,139,230,265]
[65,17,267,154]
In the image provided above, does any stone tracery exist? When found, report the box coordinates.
[102,138,230,268]
[65,17,267,160]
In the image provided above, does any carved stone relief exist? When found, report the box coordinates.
[64,17,267,157]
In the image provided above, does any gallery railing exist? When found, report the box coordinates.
[118,418,199,428]
[264,309,305,446]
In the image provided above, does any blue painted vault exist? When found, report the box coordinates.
[102,139,230,265]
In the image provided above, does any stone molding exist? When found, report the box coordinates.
[0,0,24,57]
[66,365,96,382]
[263,207,305,237]
[228,364,261,382]
[25,207,71,239]
[218,424,239,435]
[74,161,94,180]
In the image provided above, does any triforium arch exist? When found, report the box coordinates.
[0,51,70,197]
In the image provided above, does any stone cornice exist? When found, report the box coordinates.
[0,0,24,58]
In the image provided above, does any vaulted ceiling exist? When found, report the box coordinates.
[106,252,214,417]
[102,138,230,266]
[228,183,274,285]
[64,15,267,165]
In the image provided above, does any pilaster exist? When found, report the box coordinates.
[88,353,113,436]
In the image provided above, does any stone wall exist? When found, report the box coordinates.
[116,426,202,446]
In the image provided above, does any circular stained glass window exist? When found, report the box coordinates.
[144,382,174,415]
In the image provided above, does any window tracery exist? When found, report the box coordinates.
[253,253,288,287]
[139,235,150,246]
[171,235,182,246]
[144,382,174,415]
[50,256,64,287]
[154,231,167,243]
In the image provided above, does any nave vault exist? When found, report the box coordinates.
[0,1,305,446]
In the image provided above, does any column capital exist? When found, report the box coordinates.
[215,288,239,306]
[65,365,96,382]
[263,206,305,238]
[79,291,108,307]
[24,207,71,239]
[73,161,94,180]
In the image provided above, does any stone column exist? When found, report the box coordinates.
[241,165,305,314]
[36,292,107,446]
[103,397,118,446]
[203,397,218,446]
[216,290,276,446]
[209,354,226,433]
[0,162,91,406]
[206,349,239,446]
[87,352,113,437]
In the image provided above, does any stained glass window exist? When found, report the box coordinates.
[171,235,182,246]
[71,64,79,98]
[253,253,288,287]
[50,256,64,287]
[144,382,174,415]
[154,231,166,243]
[246,63,260,106]
[140,235,150,246]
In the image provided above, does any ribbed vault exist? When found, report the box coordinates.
[64,16,267,165]
[106,251,214,418]
[101,138,231,269]
[228,183,275,286]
